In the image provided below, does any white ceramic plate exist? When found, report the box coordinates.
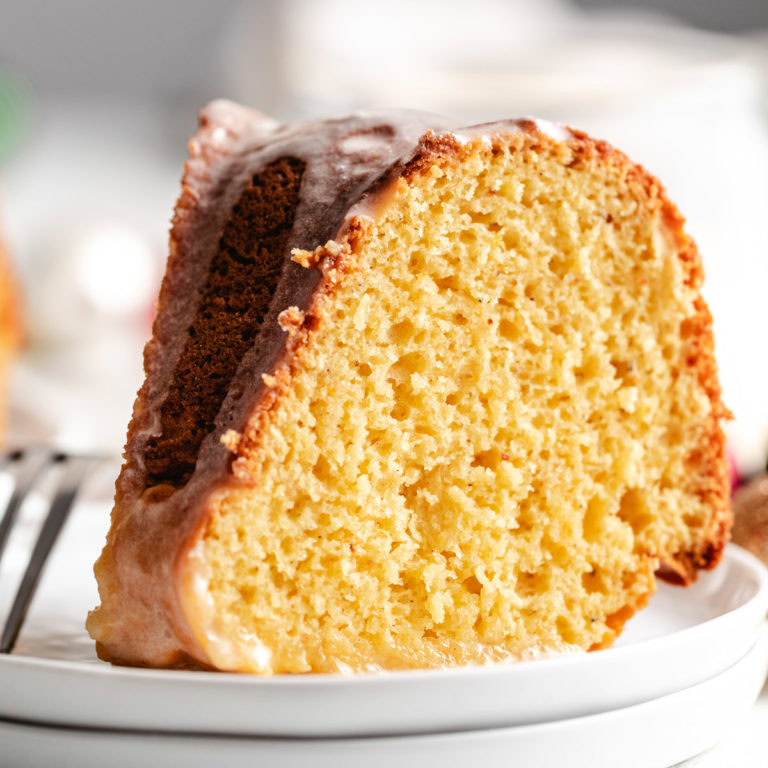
[2,627,767,768]
[1,487,767,738]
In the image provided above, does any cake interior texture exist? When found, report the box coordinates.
[177,136,726,672]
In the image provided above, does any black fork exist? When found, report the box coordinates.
[0,449,103,654]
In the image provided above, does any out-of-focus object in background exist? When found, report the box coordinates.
[32,222,156,341]
[0,223,22,437]
[2,96,177,453]
[10,216,161,451]
[732,474,768,569]
[0,69,25,436]
[223,0,768,477]
[0,68,29,166]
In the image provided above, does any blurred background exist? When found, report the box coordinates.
[0,0,767,480]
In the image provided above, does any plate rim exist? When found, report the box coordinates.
[0,627,765,768]
[1,633,765,738]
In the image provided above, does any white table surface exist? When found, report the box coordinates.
[684,679,768,766]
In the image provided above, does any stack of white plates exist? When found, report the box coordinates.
[0,491,766,767]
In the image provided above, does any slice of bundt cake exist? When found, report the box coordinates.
[87,101,730,673]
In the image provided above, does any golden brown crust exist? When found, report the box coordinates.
[669,294,731,582]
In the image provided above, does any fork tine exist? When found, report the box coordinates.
[0,450,55,569]
[0,454,95,654]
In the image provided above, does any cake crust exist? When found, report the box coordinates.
[88,103,730,670]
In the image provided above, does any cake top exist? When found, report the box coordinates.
[186,101,449,252]
[188,100,572,253]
